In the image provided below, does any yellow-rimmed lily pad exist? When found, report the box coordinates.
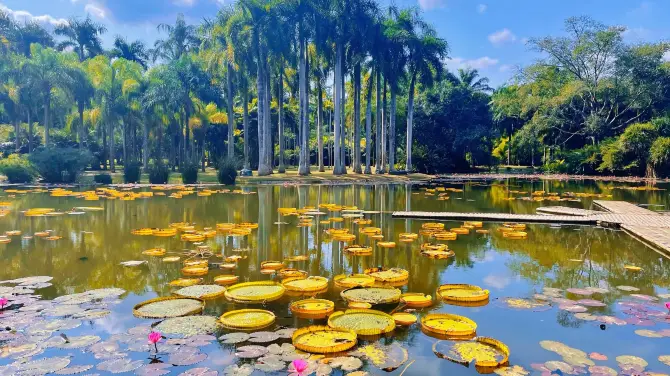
[133,297,204,318]
[282,276,329,292]
[292,325,357,354]
[437,284,490,303]
[174,285,226,299]
[341,286,401,305]
[328,309,395,336]
[220,309,276,330]
[421,313,477,338]
[224,281,285,303]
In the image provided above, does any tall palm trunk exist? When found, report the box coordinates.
[333,42,344,175]
[227,63,235,159]
[380,77,387,173]
[364,69,373,174]
[389,86,396,172]
[353,62,362,173]
[27,108,32,153]
[242,81,250,171]
[264,58,272,173]
[298,31,310,176]
[256,33,268,175]
[44,93,51,147]
[406,73,416,172]
[339,60,346,174]
[122,118,128,166]
[13,118,19,153]
[142,117,148,170]
[109,121,115,172]
[317,79,324,172]
[278,58,286,173]
[375,66,382,174]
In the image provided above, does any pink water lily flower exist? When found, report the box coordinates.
[292,359,308,376]
[0,297,7,309]
[148,331,161,352]
[665,302,670,311]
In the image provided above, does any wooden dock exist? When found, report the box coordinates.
[393,200,670,257]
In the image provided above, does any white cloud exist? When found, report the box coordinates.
[0,3,68,26]
[663,51,670,62]
[488,28,517,45]
[623,27,651,42]
[418,0,444,11]
[84,3,107,19]
[446,56,499,71]
[174,0,197,6]
[483,274,511,289]
[477,4,487,13]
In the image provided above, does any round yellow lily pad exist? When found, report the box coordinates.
[341,287,401,305]
[220,309,276,330]
[334,274,376,288]
[437,284,490,303]
[133,297,204,319]
[393,312,417,326]
[421,313,477,338]
[224,281,286,303]
[290,299,335,317]
[282,276,329,292]
[328,309,396,336]
[292,325,357,354]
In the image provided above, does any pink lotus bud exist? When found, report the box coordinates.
[292,359,308,375]
[148,331,161,344]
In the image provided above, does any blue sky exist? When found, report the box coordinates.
[2,0,669,87]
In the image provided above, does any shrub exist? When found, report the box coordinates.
[93,173,113,184]
[29,147,92,183]
[148,162,170,184]
[217,158,237,185]
[123,163,141,183]
[0,154,36,183]
[181,163,198,184]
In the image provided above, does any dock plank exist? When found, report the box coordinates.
[536,206,601,216]
[593,200,658,215]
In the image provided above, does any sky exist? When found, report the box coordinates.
[1,0,670,87]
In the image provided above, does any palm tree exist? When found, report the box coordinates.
[110,36,150,69]
[23,44,76,146]
[55,16,107,61]
[1,15,54,57]
[453,68,492,92]
[65,63,95,148]
[153,14,200,62]
[394,8,448,171]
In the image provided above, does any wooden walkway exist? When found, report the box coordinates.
[593,200,658,216]
[392,200,670,257]
[536,206,600,216]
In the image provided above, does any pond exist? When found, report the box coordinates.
[0,179,670,376]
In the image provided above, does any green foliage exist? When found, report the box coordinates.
[28,147,91,183]
[217,158,237,185]
[0,154,36,183]
[599,122,658,175]
[148,162,170,184]
[123,162,141,183]
[649,137,670,177]
[181,163,198,184]
[93,173,112,184]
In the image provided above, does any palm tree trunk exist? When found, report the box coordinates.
[78,104,85,149]
[257,37,272,176]
[364,70,373,174]
[44,94,50,147]
[278,59,286,173]
[353,62,362,174]
[27,108,32,153]
[227,63,235,159]
[333,42,343,175]
[389,86,396,172]
[317,80,324,172]
[339,60,346,174]
[143,118,148,170]
[406,73,416,172]
[375,66,382,174]
[298,31,310,176]
[264,58,272,173]
[102,120,107,170]
[243,82,250,171]
[122,118,128,166]
[380,76,387,173]
[109,121,115,172]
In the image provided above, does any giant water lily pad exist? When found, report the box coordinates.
[223,364,254,375]
[155,316,219,336]
[12,356,71,374]
[351,343,408,371]
[328,309,395,336]
[97,358,144,373]
[292,325,357,354]
[224,281,285,303]
[433,338,509,368]
[54,364,95,375]
[168,351,207,366]
[421,313,477,338]
[220,309,275,330]
[174,285,226,299]
[282,276,329,292]
[340,287,401,304]
[134,297,204,318]
[235,345,268,358]
[219,332,250,344]
[498,298,551,311]
[329,357,363,371]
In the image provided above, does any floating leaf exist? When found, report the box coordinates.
[219,332,250,344]
[248,331,279,343]
[634,329,663,338]
[97,358,145,373]
[14,356,71,374]
[134,363,173,376]
[566,288,594,296]
[433,338,509,368]
[576,299,606,307]
[616,286,640,292]
[274,328,296,339]
[174,285,226,299]
[54,365,94,375]
[574,313,597,321]
[329,356,363,371]
[57,335,101,349]
[235,345,268,358]
[588,366,617,376]
[616,355,648,368]
[498,298,550,311]
[558,304,587,313]
[544,361,573,373]
[494,365,530,376]
[154,316,219,336]
[223,364,254,376]
[590,352,608,361]
[351,343,408,371]
[254,354,286,372]
[168,351,207,366]
[120,260,147,267]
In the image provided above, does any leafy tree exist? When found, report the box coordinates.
[55,16,107,61]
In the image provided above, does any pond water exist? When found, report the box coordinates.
[1,179,670,376]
